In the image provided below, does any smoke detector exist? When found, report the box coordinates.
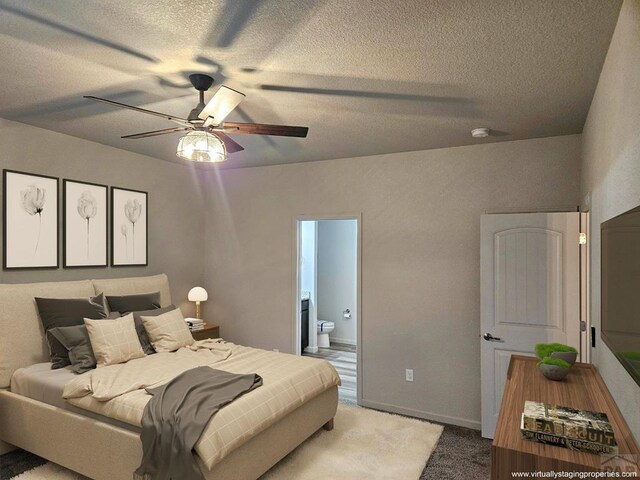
[471,127,490,138]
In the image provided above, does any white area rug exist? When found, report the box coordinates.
[12,405,443,480]
[260,404,443,479]
[11,463,88,480]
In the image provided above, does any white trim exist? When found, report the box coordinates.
[293,213,363,406]
[359,399,481,430]
[329,336,356,346]
[293,220,302,355]
[580,211,591,363]
[294,220,318,355]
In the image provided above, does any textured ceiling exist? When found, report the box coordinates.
[0,0,622,169]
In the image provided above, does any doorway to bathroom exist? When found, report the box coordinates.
[294,215,361,405]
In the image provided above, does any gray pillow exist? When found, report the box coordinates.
[131,305,178,354]
[106,292,161,314]
[48,312,122,374]
[35,294,107,369]
[48,325,95,374]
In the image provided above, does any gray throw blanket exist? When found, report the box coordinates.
[134,366,263,480]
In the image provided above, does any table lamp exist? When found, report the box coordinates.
[188,287,208,320]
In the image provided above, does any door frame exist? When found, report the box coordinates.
[292,213,363,405]
[579,211,591,363]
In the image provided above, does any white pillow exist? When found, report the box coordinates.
[140,308,194,353]
[84,313,145,367]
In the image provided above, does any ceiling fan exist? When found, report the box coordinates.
[84,73,309,163]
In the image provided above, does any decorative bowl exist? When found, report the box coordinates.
[538,364,569,381]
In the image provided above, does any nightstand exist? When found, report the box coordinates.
[191,322,220,341]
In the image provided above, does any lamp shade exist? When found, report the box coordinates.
[188,287,208,302]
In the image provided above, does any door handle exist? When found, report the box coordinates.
[483,333,503,342]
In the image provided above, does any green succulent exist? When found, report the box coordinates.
[537,357,572,369]
[535,343,577,360]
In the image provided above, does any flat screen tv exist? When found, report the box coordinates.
[601,204,640,387]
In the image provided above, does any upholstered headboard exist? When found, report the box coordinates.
[0,274,171,388]
[92,274,172,309]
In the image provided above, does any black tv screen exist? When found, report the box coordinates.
[601,205,640,387]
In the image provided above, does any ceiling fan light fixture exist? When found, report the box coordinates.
[84,74,307,161]
[176,131,227,163]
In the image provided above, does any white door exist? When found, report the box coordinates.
[480,213,581,438]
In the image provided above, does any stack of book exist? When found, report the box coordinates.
[520,401,618,455]
[185,318,205,332]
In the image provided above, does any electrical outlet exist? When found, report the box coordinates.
[405,369,414,382]
[273,348,280,353]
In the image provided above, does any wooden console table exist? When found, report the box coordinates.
[491,355,640,479]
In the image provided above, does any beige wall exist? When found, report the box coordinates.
[202,135,581,428]
[581,0,640,443]
[0,118,205,314]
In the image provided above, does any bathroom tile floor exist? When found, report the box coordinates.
[304,343,357,404]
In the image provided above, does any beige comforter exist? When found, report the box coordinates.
[62,340,340,470]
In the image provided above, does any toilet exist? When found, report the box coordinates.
[317,320,335,348]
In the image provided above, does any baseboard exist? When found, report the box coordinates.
[304,346,318,354]
[359,398,481,431]
[329,337,356,346]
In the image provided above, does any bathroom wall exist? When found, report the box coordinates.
[317,219,357,345]
[0,118,206,314]
[300,221,317,299]
[300,220,318,351]
[580,0,640,444]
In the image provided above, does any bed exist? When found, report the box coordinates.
[0,274,339,480]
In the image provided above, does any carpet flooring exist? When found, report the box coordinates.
[0,450,47,480]
[420,422,492,479]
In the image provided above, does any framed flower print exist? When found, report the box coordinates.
[111,186,147,266]
[63,179,108,268]
[3,169,59,270]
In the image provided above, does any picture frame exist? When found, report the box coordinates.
[3,169,59,270]
[63,179,108,268]
[111,186,148,266]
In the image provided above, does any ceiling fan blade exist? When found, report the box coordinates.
[121,127,191,139]
[216,132,244,153]
[221,122,308,138]
[199,86,245,126]
[84,96,192,127]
